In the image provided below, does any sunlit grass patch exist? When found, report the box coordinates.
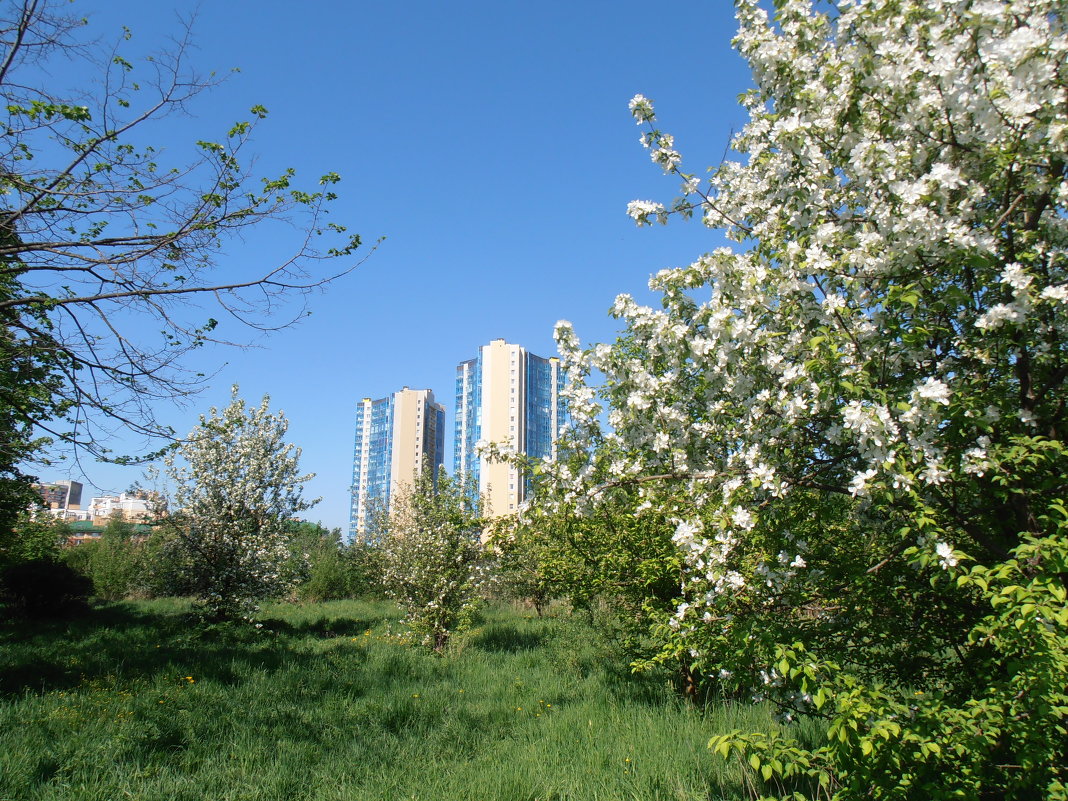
[1,599,792,800]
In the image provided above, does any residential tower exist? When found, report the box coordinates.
[453,339,563,518]
[349,387,445,540]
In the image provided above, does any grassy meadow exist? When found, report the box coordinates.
[0,600,798,801]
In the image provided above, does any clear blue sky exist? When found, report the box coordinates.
[46,0,753,531]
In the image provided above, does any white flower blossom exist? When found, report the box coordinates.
[1040,284,1068,303]
[626,199,668,226]
[1000,263,1033,292]
[976,302,1026,330]
[730,506,756,530]
[915,377,951,405]
[628,93,655,123]
[848,469,877,497]
[935,541,959,570]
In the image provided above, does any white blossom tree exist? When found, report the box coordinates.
[382,466,484,653]
[163,387,315,620]
[523,1,1068,797]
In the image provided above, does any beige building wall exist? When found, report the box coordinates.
[479,340,523,518]
[390,387,434,498]
[454,339,562,537]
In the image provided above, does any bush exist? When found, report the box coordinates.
[60,520,179,601]
[383,466,484,652]
[341,540,387,599]
[0,513,68,569]
[0,559,91,619]
[86,519,146,600]
[297,535,349,601]
[288,522,386,602]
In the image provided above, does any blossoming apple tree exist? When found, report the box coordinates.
[163,387,315,620]
[382,465,484,653]
[522,1,1067,797]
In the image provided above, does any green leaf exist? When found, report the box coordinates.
[814,688,827,709]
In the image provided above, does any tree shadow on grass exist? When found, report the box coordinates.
[0,601,385,698]
[469,623,545,653]
[0,603,180,696]
[261,615,379,639]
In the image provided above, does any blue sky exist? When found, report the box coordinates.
[44,0,753,531]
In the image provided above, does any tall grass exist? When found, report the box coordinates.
[0,600,801,800]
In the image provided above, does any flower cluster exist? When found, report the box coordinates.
[526,0,1068,711]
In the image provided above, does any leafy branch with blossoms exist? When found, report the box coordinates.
[516,1,1068,798]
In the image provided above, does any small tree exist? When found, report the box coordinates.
[163,387,315,620]
[383,466,483,652]
[489,515,555,617]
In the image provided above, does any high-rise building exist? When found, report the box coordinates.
[349,387,445,540]
[33,479,83,511]
[454,339,564,518]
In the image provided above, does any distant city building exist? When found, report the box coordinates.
[349,387,445,540]
[454,339,564,518]
[33,479,83,511]
[87,492,154,523]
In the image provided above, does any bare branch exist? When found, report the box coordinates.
[0,0,368,467]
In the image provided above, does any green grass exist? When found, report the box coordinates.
[1,599,791,801]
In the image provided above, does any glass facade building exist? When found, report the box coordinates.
[524,353,566,463]
[453,339,564,518]
[350,387,445,541]
[453,356,482,487]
